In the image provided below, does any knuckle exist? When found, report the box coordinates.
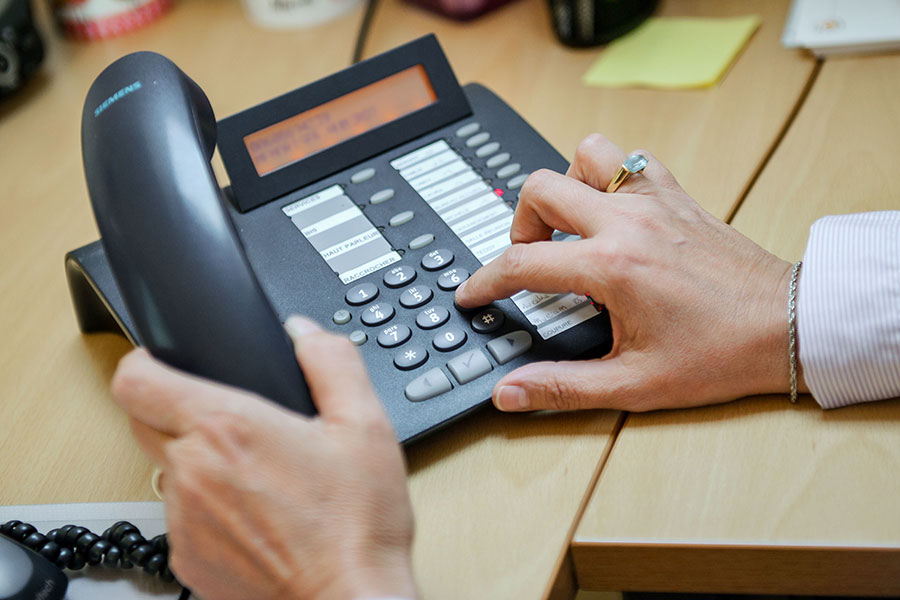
[498,244,531,278]
[575,133,609,159]
[535,374,580,411]
[519,168,556,198]
[193,411,253,450]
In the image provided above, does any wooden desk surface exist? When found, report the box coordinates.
[1,0,814,598]
[573,53,900,597]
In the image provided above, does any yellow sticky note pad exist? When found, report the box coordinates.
[582,15,761,89]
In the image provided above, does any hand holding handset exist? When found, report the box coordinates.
[81,52,313,415]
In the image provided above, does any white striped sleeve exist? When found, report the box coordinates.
[797,211,900,409]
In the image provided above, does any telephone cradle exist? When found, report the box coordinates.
[65,35,613,444]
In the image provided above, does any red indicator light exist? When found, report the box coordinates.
[494,188,504,196]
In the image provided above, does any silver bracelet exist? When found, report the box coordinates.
[788,261,802,403]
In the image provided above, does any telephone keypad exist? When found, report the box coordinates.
[383,265,416,288]
[421,248,453,271]
[437,268,469,291]
[416,306,450,329]
[346,283,379,306]
[432,327,467,352]
[361,302,395,327]
[378,324,412,348]
[399,285,433,309]
[394,345,428,370]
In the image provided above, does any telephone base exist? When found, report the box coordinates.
[65,240,139,345]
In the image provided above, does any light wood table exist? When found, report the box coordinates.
[363,0,816,597]
[1,1,815,599]
[573,53,900,597]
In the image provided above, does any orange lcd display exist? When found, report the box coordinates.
[244,65,437,177]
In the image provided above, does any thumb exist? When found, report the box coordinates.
[492,358,638,412]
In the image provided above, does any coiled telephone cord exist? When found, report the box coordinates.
[0,519,178,583]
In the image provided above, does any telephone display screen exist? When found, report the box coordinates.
[244,65,437,177]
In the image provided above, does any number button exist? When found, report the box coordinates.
[416,306,450,330]
[377,324,412,348]
[399,285,434,309]
[421,248,454,271]
[383,265,417,288]
[361,302,395,327]
[432,327,467,352]
[471,308,504,333]
[345,282,379,306]
[437,268,469,291]
[394,345,429,371]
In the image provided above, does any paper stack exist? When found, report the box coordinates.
[783,0,900,56]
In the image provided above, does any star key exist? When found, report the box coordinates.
[393,345,428,370]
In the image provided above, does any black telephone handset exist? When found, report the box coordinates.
[81,52,313,415]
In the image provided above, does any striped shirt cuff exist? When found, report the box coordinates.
[797,211,900,408]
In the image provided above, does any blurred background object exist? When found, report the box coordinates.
[0,0,44,100]
[403,0,516,21]
[52,0,172,40]
[241,0,363,29]
[549,0,658,46]
[783,0,900,56]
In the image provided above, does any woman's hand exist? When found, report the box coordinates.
[456,134,807,412]
[111,316,416,600]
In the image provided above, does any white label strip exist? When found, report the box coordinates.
[299,206,360,237]
[390,139,450,171]
[281,184,343,217]
[339,252,402,285]
[398,149,458,181]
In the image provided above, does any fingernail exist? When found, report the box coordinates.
[284,315,320,339]
[495,385,528,411]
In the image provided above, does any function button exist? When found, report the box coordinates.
[399,285,434,309]
[487,330,533,365]
[496,163,521,179]
[383,265,417,288]
[408,233,435,250]
[348,330,368,346]
[447,349,493,385]
[433,327,467,352]
[378,324,412,348]
[405,368,453,402]
[416,306,450,330]
[421,248,454,271]
[507,174,529,190]
[394,345,428,371]
[455,122,481,138]
[437,268,469,291]
[345,282,379,306]
[389,210,415,227]
[350,167,376,184]
[475,142,500,158]
[486,152,510,168]
[471,308,504,333]
[370,189,395,205]
[332,309,352,325]
[466,132,491,147]
[361,302,395,327]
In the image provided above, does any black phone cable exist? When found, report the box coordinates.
[0,519,190,598]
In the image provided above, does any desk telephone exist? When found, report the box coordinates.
[65,35,613,443]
